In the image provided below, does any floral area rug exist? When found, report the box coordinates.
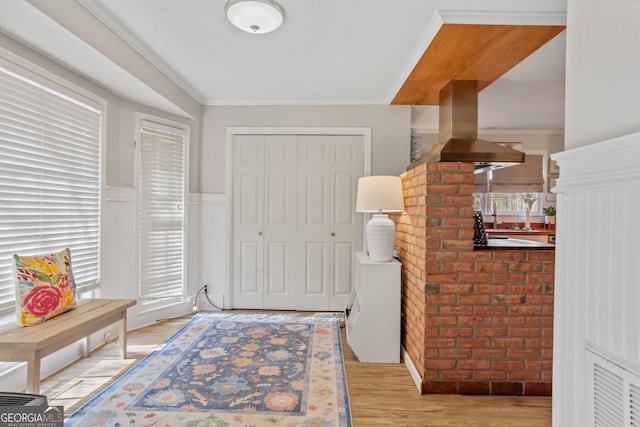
[65,312,351,427]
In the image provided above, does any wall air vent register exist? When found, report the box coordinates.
[587,346,640,426]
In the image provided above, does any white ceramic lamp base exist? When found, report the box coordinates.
[366,213,396,262]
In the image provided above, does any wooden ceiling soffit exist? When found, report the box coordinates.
[391,24,566,106]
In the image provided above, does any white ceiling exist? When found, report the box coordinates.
[0,0,567,130]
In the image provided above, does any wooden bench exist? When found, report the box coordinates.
[0,298,136,394]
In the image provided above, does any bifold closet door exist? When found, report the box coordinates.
[232,135,297,309]
[296,135,364,311]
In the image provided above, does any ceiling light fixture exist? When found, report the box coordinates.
[225,0,285,34]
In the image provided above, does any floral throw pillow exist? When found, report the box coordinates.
[13,248,77,327]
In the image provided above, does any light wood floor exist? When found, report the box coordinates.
[41,313,551,426]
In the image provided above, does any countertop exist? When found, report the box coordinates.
[475,237,556,250]
[485,228,555,236]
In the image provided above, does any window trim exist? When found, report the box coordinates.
[134,113,190,312]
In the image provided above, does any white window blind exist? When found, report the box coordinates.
[0,61,102,316]
[491,154,544,193]
[138,119,186,301]
[474,155,544,193]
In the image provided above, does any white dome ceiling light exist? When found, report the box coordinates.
[225,0,285,34]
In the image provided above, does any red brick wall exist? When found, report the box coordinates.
[395,161,554,396]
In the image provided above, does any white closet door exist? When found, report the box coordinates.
[232,135,265,309]
[296,135,364,311]
[232,135,297,309]
[263,136,297,309]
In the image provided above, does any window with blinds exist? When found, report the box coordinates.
[473,154,545,213]
[0,59,102,317]
[138,119,187,302]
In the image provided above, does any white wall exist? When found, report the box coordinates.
[554,1,640,425]
[198,105,411,194]
[564,0,640,149]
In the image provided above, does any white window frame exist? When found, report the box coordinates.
[0,53,106,324]
[135,113,189,312]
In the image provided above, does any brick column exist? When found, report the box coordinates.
[396,161,554,396]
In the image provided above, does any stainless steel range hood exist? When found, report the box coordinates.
[438,80,525,173]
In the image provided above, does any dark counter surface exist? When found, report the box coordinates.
[474,237,555,250]
[485,228,555,236]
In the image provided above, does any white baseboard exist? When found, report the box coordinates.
[402,346,423,393]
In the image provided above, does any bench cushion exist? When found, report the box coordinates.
[13,248,76,327]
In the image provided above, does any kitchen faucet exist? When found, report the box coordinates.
[492,202,499,228]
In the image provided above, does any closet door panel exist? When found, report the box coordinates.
[333,242,353,297]
[239,241,260,293]
[232,136,265,309]
[329,137,364,310]
[304,172,328,226]
[263,135,297,309]
[297,135,364,311]
[297,137,331,310]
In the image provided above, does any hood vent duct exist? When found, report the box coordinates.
[438,80,525,174]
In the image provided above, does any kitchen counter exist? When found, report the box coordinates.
[485,229,555,245]
[475,237,556,250]
[485,228,555,236]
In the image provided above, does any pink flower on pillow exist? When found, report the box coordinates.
[23,285,62,317]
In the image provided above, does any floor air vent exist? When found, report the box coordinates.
[0,392,47,406]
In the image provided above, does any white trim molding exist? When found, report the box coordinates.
[437,10,566,26]
[402,346,424,394]
[105,186,135,201]
[551,130,640,426]
[552,130,640,192]
[188,193,226,205]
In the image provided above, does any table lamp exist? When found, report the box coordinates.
[355,176,404,262]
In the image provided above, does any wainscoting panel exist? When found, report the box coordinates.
[102,187,136,301]
[188,194,227,309]
[552,131,640,426]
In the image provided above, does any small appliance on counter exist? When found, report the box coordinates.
[473,210,488,246]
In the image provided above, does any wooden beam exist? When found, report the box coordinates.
[392,24,566,105]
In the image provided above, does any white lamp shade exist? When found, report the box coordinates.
[356,176,404,213]
[356,176,404,262]
[225,0,285,34]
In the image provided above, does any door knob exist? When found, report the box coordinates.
[258,231,263,236]
[331,232,335,237]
